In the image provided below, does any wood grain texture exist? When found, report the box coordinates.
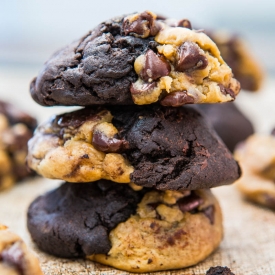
[0,178,275,275]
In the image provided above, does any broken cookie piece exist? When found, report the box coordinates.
[0,224,43,275]
[0,101,37,191]
[27,105,240,190]
[234,133,275,210]
[206,266,235,275]
[30,11,240,107]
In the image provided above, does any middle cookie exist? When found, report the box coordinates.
[27,105,240,190]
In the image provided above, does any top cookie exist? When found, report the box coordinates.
[30,11,240,107]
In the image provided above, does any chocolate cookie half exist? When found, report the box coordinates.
[27,180,145,258]
[27,106,240,190]
[0,101,37,191]
[27,182,223,272]
[196,102,254,152]
[30,11,240,107]
[0,224,43,275]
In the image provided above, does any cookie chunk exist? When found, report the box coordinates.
[27,106,240,190]
[27,180,145,257]
[0,101,37,191]
[89,189,223,272]
[234,134,275,210]
[30,11,240,107]
[208,31,264,91]
[0,224,43,275]
[206,266,235,275]
[196,102,254,152]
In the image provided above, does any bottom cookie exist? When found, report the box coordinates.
[0,224,43,275]
[27,180,223,272]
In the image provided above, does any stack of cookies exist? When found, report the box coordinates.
[26,11,241,272]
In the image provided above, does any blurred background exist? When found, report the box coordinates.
[0,0,275,128]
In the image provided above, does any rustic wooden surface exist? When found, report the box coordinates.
[1,68,275,275]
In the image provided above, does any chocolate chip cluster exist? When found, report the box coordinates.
[124,11,240,106]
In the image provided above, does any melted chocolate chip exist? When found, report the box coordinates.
[130,82,157,95]
[123,12,161,38]
[160,91,194,107]
[1,243,25,275]
[177,19,192,29]
[176,41,208,72]
[218,84,236,99]
[56,108,100,128]
[140,50,171,82]
[92,131,129,153]
[177,191,204,213]
[202,205,215,224]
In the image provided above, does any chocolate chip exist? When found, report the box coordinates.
[202,205,215,224]
[92,131,129,153]
[140,50,171,82]
[177,191,204,213]
[56,108,99,128]
[176,41,208,72]
[147,258,153,264]
[218,84,236,99]
[206,266,235,275]
[123,11,161,38]
[177,19,192,29]
[130,82,157,95]
[160,91,194,107]
[1,243,25,275]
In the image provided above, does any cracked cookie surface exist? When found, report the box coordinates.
[0,101,37,191]
[195,102,254,152]
[0,224,43,275]
[89,189,223,272]
[27,106,240,190]
[30,11,240,107]
[234,134,275,210]
[27,180,145,258]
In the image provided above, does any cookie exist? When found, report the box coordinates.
[196,102,254,152]
[27,105,240,190]
[30,11,240,107]
[27,181,222,272]
[207,31,264,91]
[27,180,145,258]
[0,224,43,275]
[234,134,275,210]
[0,101,37,191]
